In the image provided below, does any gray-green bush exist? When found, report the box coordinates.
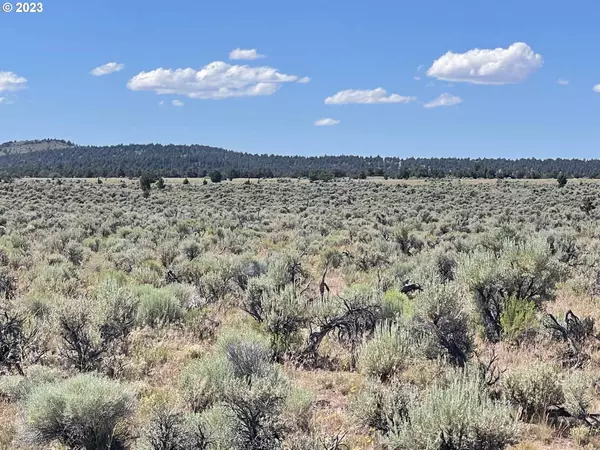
[502,363,564,422]
[459,238,563,342]
[19,373,136,450]
[387,370,517,450]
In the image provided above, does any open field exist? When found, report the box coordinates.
[16,176,600,186]
[2,178,600,449]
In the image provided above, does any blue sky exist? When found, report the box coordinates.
[1,0,600,158]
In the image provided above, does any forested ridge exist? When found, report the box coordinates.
[2,141,600,179]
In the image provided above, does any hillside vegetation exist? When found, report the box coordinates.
[0,139,75,156]
[1,177,600,449]
[2,141,600,179]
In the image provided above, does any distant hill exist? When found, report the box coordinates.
[0,139,75,156]
[1,140,600,180]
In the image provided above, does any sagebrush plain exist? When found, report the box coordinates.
[2,177,600,449]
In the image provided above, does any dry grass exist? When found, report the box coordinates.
[3,178,600,449]
[286,368,374,448]
[17,176,600,187]
[0,401,18,450]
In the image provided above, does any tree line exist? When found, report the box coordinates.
[2,142,600,179]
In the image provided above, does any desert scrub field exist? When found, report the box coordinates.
[2,177,600,449]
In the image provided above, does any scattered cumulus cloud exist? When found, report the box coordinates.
[557,79,569,86]
[0,71,27,92]
[424,93,463,108]
[172,99,184,106]
[229,48,266,60]
[158,100,165,106]
[414,76,421,81]
[127,61,306,100]
[426,42,543,85]
[91,62,125,76]
[314,118,340,126]
[298,76,311,84]
[325,88,416,105]
[593,84,600,93]
[0,97,5,104]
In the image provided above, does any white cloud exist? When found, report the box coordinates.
[414,76,421,81]
[172,99,184,106]
[91,62,125,76]
[127,61,304,100]
[0,97,5,104]
[314,118,340,126]
[298,76,311,84]
[0,71,27,92]
[158,100,165,106]
[426,42,543,85]
[593,84,600,93]
[229,48,266,60]
[424,93,463,109]
[557,79,569,86]
[325,88,416,105]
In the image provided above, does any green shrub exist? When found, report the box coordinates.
[562,371,593,420]
[0,365,61,401]
[503,363,563,421]
[0,266,16,299]
[56,298,104,372]
[183,307,218,340]
[180,413,212,449]
[30,262,79,297]
[284,387,314,432]
[179,326,293,449]
[350,378,417,433]
[388,370,517,450]
[23,295,52,319]
[221,369,289,450]
[225,339,272,380]
[435,252,457,282]
[65,241,85,266]
[55,284,137,373]
[83,236,101,252]
[0,308,47,374]
[242,281,306,360]
[145,401,210,450]
[500,296,538,343]
[157,242,178,268]
[96,278,138,343]
[209,171,223,183]
[182,240,202,261]
[266,252,309,291]
[135,285,183,327]
[413,280,472,367]
[194,258,237,304]
[570,425,591,447]
[458,238,562,342]
[200,404,239,449]
[357,322,413,381]
[19,374,136,450]
[381,288,412,319]
[179,355,230,413]
[303,283,380,366]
